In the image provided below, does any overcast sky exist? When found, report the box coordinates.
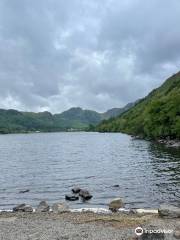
[0,0,179,113]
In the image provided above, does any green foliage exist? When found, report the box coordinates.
[97,72,180,140]
[0,103,134,134]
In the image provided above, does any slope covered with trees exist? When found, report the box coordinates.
[97,72,180,140]
[0,104,134,133]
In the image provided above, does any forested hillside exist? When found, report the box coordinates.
[97,72,180,140]
[0,104,134,133]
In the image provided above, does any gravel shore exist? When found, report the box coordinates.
[0,211,179,240]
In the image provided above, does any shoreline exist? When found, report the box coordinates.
[0,210,179,240]
[157,139,180,148]
[0,207,158,214]
[131,135,180,148]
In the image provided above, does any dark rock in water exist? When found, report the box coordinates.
[79,189,92,201]
[13,203,33,212]
[112,185,120,188]
[158,204,180,218]
[109,198,124,212]
[65,195,79,201]
[19,189,30,194]
[52,202,69,213]
[72,187,81,194]
[36,201,50,212]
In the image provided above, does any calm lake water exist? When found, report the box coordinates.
[0,132,179,210]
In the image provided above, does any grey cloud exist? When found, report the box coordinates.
[0,0,179,112]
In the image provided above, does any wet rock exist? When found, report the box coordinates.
[174,227,180,239]
[79,190,93,201]
[72,187,81,194]
[52,203,69,213]
[13,203,33,212]
[171,142,180,148]
[65,195,79,201]
[158,204,180,218]
[36,201,50,212]
[19,189,30,194]
[109,198,124,212]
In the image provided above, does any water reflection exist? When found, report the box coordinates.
[148,142,180,207]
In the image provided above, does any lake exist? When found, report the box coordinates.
[0,132,179,210]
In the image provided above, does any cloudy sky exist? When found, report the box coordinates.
[0,0,179,113]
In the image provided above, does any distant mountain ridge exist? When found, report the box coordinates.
[97,72,180,140]
[0,103,134,133]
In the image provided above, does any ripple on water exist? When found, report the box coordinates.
[0,132,179,210]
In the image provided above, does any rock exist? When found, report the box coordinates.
[79,190,93,201]
[13,203,33,212]
[109,198,124,212]
[112,185,120,188]
[19,189,30,193]
[174,227,180,239]
[36,201,50,212]
[72,187,81,194]
[158,204,180,218]
[171,142,180,148]
[52,203,69,213]
[65,195,79,201]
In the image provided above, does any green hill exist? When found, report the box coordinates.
[0,104,134,134]
[97,72,180,140]
[101,102,136,119]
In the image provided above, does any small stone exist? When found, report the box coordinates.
[36,201,50,212]
[72,187,81,194]
[109,198,124,212]
[52,203,69,213]
[65,195,79,201]
[158,204,180,218]
[79,190,92,201]
[19,189,30,193]
[13,203,33,212]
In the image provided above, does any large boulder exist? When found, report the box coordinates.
[36,201,50,212]
[158,205,180,218]
[109,198,124,212]
[13,203,33,212]
[79,190,92,201]
[52,203,69,213]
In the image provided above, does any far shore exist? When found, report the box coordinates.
[0,130,180,149]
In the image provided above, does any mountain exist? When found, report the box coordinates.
[97,72,180,140]
[0,103,134,134]
[102,102,136,119]
[53,107,102,129]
